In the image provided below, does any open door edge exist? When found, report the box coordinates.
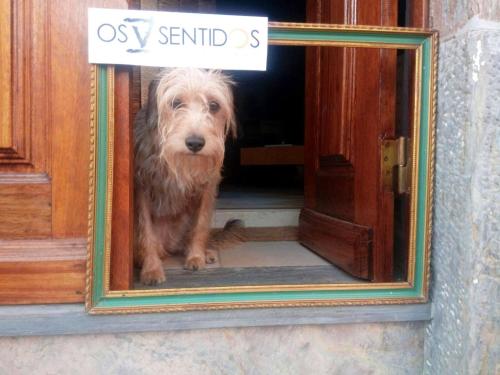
[298,208,373,280]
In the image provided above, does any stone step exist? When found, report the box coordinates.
[212,208,300,228]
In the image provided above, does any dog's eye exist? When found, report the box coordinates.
[172,98,183,109]
[209,101,220,114]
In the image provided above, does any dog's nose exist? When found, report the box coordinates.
[185,135,205,153]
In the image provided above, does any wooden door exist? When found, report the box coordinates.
[300,0,399,281]
[0,0,131,304]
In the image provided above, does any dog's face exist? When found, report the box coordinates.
[155,68,235,186]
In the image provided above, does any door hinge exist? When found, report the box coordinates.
[381,136,410,194]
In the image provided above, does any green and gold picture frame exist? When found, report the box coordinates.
[86,22,438,314]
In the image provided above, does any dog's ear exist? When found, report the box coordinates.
[146,79,160,123]
[226,108,238,140]
[222,77,237,139]
[227,121,237,140]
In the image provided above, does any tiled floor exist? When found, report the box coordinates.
[218,241,329,267]
[163,241,329,269]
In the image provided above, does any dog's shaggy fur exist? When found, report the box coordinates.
[134,68,243,285]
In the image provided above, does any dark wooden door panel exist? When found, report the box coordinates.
[316,157,354,221]
[110,67,134,291]
[299,208,372,279]
[301,0,398,281]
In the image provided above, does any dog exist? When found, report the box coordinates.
[134,68,243,285]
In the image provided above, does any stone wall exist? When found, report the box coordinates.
[424,1,500,374]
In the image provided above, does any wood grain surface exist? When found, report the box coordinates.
[0,238,86,304]
[0,0,128,304]
[0,0,428,303]
[110,67,134,290]
[299,208,372,279]
[302,0,405,281]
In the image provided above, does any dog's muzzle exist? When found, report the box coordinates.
[185,135,205,153]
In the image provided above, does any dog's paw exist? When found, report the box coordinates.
[184,256,205,271]
[140,267,166,286]
[205,249,218,264]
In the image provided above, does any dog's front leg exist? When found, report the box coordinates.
[136,191,166,285]
[184,187,216,271]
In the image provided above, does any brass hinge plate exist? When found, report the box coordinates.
[381,137,410,194]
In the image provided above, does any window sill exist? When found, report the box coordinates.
[0,303,431,337]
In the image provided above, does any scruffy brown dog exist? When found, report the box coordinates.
[134,68,242,285]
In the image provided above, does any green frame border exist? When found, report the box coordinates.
[87,24,437,313]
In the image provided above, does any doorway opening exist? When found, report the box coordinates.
[129,0,416,289]
[217,45,305,209]
[206,0,328,280]
[217,0,306,211]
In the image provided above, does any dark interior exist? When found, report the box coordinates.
[216,0,306,193]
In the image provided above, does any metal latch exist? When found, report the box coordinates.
[381,137,410,194]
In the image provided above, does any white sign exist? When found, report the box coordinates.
[88,8,268,71]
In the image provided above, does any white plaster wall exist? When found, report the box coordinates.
[0,323,424,374]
